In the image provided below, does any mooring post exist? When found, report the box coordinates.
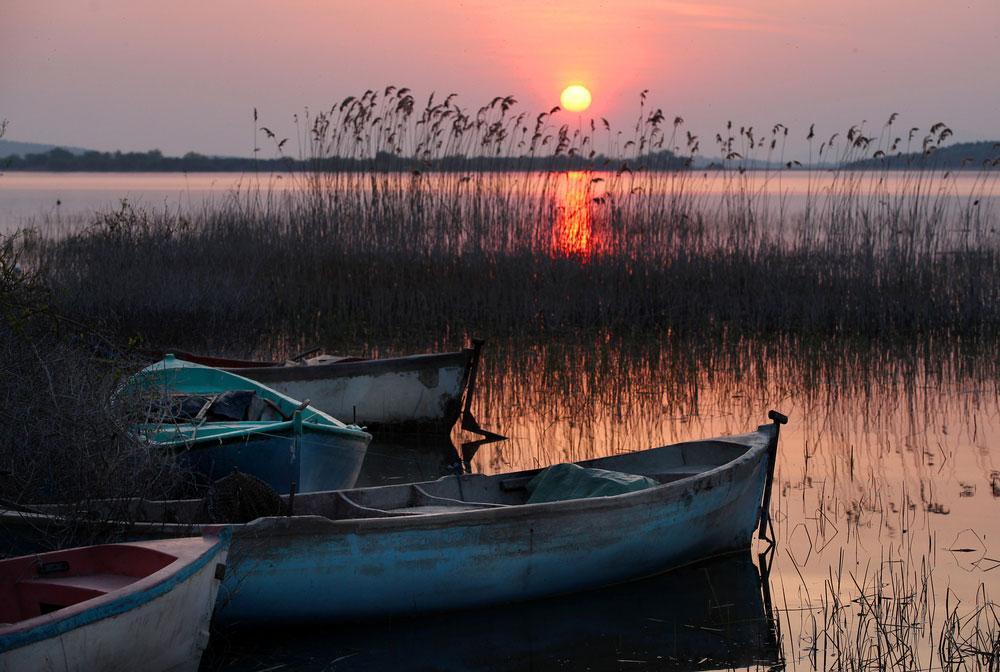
[290,409,303,512]
[461,338,485,428]
[758,410,788,543]
[458,338,507,443]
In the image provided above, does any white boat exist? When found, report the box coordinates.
[163,344,482,436]
[0,531,228,672]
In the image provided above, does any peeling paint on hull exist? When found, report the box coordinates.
[226,351,473,435]
[180,431,370,495]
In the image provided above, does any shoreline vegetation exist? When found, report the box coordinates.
[2,139,999,172]
[3,89,999,350]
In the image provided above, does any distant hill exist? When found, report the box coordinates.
[846,141,1000,170]
[0,139,90,158]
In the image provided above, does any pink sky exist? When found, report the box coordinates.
[3,0,999,157]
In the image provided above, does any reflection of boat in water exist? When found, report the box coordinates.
[354,436,464,487]
[203,551,779,672]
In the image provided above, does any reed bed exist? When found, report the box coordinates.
[8,90,999,353]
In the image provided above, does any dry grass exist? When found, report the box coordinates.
[0,234,195,553]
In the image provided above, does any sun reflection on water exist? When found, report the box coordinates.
[552,171,598,260]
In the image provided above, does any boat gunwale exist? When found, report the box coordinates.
[0,530,229,653]
[137,416,372,449]
[220,349,473,383]
[234,424,775,535]
[0,424,774,539]
[131,357,373,442]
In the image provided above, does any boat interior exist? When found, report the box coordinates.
[143,390,287,425]
[292,438,751,518]
[122,437,752,524]
[1,438,756,529]
[0,545,177,625]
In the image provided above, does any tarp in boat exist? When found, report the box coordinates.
[526,463,659,504]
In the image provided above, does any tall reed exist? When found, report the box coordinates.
[12,90,1000,354]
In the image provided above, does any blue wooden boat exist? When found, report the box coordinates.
[129,355,372,494]
[0,531,228,672]
[209,412,787,623]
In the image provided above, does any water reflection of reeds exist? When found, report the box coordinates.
[463,334,1000,670]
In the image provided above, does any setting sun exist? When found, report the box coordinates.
[560,84,592,112]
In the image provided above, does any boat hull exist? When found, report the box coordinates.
[228,351,473,435]
[202,552,778,671]
[0,537,227,672]
[179,429,370,495]
[217,439,770,623]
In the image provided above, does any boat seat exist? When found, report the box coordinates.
[499,476,533,491]
[500,467,712,493]
[386,504,506,516]
[26,573,137,592]
[410,486,509,510]
[15,580,108,619]
[656,464,717,474]
[648,465,717,482]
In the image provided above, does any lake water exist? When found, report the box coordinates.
[3,169,999,239]
[196,334,1000,672]
[4,172,999,670]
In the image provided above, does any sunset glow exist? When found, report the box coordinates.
[560,85,592,113]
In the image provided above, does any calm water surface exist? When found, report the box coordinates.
[3,170,998,239]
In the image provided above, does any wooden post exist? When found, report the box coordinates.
[757,410,788,542]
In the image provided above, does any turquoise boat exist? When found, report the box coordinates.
[129,355,372,494]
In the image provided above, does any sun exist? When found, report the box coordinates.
[560,84,592,113]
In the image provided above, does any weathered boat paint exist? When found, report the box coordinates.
[213,419,780,624]
[168,349,477,435]
[200,551,779,671]
[0,531,228,672]
[176,428,368,494]
[131,356,372,494]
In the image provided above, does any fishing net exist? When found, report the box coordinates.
[204,471,286,523]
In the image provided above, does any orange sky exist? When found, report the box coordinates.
[3,0,999,157]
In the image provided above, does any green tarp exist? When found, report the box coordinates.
[526,463,659,504]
